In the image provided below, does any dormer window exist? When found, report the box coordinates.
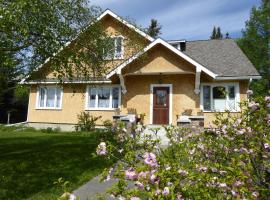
[105,36,124,60]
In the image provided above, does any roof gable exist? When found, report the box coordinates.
[107,38,217,79]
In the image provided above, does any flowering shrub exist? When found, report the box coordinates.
[96,94,270,199]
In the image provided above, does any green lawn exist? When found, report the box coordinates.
[0,126,112,200]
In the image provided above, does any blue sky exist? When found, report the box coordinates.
[90,0,261,40]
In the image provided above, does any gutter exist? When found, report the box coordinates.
[215,76,262,80]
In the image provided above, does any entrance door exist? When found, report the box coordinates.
[153,87,169,124]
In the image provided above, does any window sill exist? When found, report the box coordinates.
[203,110,240,113]
[85,108,118,111]
[36,108,62,110]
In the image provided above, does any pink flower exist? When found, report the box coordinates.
[135,181,144,190]
[162,187,170,196]
[155,189,162,195]
[219,183,227,188]
[248,101,259,111]
[178,169,188,176]
[130,197,140,200]
[138,171,148,179]
[247,90,253,95]
[96,142,107,155]
[265,96,270,102]
[265,114,270,125]
[233,180,243,187]
[264,143,269,149]
[150,174,159,184]
[143,152,158,167]
[236,128,246,135]
[125,169,137,180]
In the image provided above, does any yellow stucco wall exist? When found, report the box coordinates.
[27,84,116,125]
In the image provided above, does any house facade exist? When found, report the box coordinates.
[21,10,261,131]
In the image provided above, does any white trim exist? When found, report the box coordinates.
[150,84,173,125]
[167,40,186,44]
[200,82,240,112]
[215,76,261,80]
[106,38,217,79]
[20,9,154,84]
[85,85,121,111]
[36,85,63,110]
[21,80,112,85]
[97,10,154,42]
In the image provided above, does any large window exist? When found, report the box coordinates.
[201,83,239,112]
[86,86,121,110]
[37,86,62,109]
[105,36,124,59]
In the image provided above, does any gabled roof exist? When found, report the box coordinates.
[20,9,154,84]
[184,39,260,78]
[98,9,154,42]
[106,38,217,79]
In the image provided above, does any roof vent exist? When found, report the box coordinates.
[168,40,186,51]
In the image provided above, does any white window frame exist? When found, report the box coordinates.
[104,35,124,60]
[85,85,121,111]
[36,85,63,110]
[200,82,240,112]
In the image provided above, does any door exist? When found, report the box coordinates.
[153,87,169,124]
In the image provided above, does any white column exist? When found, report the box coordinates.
[194,67,201,94]
[117,69,127,94]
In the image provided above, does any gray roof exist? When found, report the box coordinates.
[183,39,260,77]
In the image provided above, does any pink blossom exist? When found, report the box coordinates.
[150,174,159,184]
[236,128,246,135]
[264,143,270,149]
[198,166,208,172]
[125,169,137,180]
[178,169,188,176]
[96,142,107,155]
[138,171,148,179]
[252,191,259,198]
[233,180,243,187]
[162,187,170,196]
[248,101,259,111]
[130,197,140,200]
[219,183,227,188]
[155,189,162,195]
[143,152,158,167]
[265,96,270,102]
[231,190,238,197]
[265,114,270,125]
[135,181,144,190]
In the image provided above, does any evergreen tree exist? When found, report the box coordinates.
[146,19,162,38]
[210,26,223,39]
[237,0,270,95]
[210,26,217,39]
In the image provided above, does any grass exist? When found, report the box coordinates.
[0,126,112,200]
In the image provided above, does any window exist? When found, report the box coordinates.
[86,86,120,110]
[201,83,239,112]
[37,86,62,109]
[105,36,124,59]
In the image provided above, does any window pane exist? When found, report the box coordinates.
[112,87,119,108]
[98,87,110,108]
[55,88,61,108]
[115,37,123,58]
[203,86,211,110]
[39,88,45,107]
[89,88,97,108]
[228,86,236,110]
[46,88,55,107]
[228,86,235,99]
[213,86,226,111]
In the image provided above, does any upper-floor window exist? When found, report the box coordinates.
[37,86,63,109]
[86,85,121,110]
[201,83,240,112]
[105,36,124,60]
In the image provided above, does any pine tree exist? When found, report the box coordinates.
[146,19,162,38]
[210,26,217,39]
[216,27,223,39]
[237,0,270,95]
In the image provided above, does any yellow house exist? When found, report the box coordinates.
[21,10,261,131]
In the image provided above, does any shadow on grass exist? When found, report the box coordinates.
[0,132,112,200]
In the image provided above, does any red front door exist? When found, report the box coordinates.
[153,87,169,124]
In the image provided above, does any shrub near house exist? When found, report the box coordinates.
[96,94,270,199]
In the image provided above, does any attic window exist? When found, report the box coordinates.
[105,36,124,60]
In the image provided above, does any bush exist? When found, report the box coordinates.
[76,111,101,132]
[94,93,270,199]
